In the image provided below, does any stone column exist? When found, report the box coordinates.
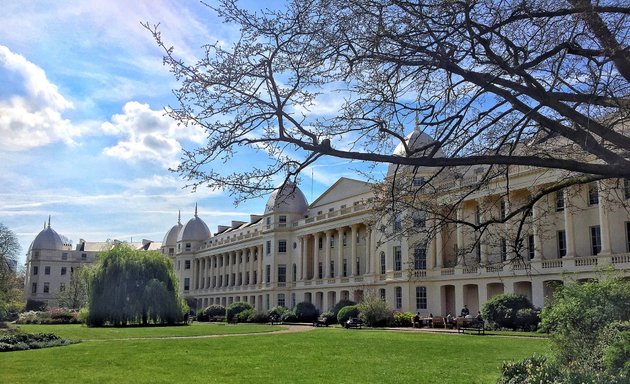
[456,206,464,265]
[435,222,443,269]
[366,226,374,274]
[598,181,612,255]
[337,227,344,277]
[250,247,257,285]
[313,233,320,279]
[324,230,332,278]
[532,199,544,260]
[299,236,306,281]
[563,188,576,257]
[257,245,264,286]
[350,224,358,276]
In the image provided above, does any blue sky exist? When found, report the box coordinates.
[0,0,379,266]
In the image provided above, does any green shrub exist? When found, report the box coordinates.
[602,322,630,378]
[482,293,537,330]
[15,308,79,325]
[25,300,47,312]
[294,302,319,322]
[201,305,226,321]
[247,311,270,323]
[392,312,414,327]
[236,309,254,323]
[357,291,393,327]
[269,306,288,319]
[331,299,356,323]
[319,311,335,325]
[514,308,540,331]
[226,302,253,322]
[0,332,76,352]
[280,310,298,322]
[497,355,559,384]
[337,305,360,324]
[78,308,89,324]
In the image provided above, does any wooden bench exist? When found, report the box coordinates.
[210,316,226,322]
[344,318,363,329]
[457,320,485,335]
[313,316,329,327]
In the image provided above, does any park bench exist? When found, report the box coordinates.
[269,314,280,325]
[228,318,238,324]
[313,315,329,327]
[457,319,485,335]
[344,318,363,329]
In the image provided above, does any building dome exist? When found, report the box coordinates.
[387,129,445,177]
[31,219,64,251]
[264,182,309,214]
[177,205,210,242]
[163,211,184,246]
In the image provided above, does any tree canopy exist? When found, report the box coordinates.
[86,244,187,326]
[147,0,630,203]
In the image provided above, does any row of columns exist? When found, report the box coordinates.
[192,244,264,290]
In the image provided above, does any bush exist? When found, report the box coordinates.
[497,355,560,384]
[236,309,254,323]
[247,311,270,323]
[0,332,76,352]
[199,305,226,321]
[280,310,298,323]
[78,308,89,324]
[319,311,335,325]
[269,306,288,318]
[514,308,540,331]
[25,300,47,312]
[392,312,414,327]
[357,291,393,327]
[337,305,359,324]
[294,302,319,322]
[481,293,537,330]
[331,299,356,323]
[226,302,253,322]
[16,308,79,325]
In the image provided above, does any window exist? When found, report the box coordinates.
[413,210,426,228]
[278,240,287,253]
[590,226,601,255]
[395,286,402,309]
[266,240,272,255]
[266,265,271,283]
[185,243,191,251]
[393,212,402,231]
[278,215,287,226]
[266,216,271,226]
[81,253,87,260]
[253,271,257,285]
[528,235,535,260]
[177,260,181,270]
[61,267,67,275]
[44,266,50,275]
[342,232,347,246]
[245,272,250,285]
[291,293,296,308]
[278,264,286,283]
[330,235,335,248]
[292,264,297,281]
[557,230,566,257]
[277,293,286,307]
[219,275,223,287]
[394,246,402,271]
[318,262,323,279]
[185,260,191,269]
[475,206,481,225]
[500,239,507,261]
[380,288,386,301]
[626,222,630,252]
[231,273,236,286]
[330,260,335,278]
[62,252,68,260]
[500,200,507,220]
[43,282,50,293]
[59,283,65,292]
[32,266,38,275]
[31,283,37,294]
[625,179,630,200]
[318,237,323,249]
[412,176,425,187]
[414,246,426,270]
[380,252,386,274]
[556,190,564,212]
[588,182,599,205]
[184,278,190,290]
[415,286,427,310]
[343,259,348,277]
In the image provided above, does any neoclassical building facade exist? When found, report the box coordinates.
[25,131,630,314]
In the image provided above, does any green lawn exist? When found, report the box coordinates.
[1,325,550,384]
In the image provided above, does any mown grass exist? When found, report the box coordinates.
[1,326,550,384]
[11,322,283,340]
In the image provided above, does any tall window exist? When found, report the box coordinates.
[61,267,67,275]
[556,190,565,211]
[380,252,386,274]
[62,252,68,260]
[394,246,402,271]
[330,260,335,278]
[475,206,481,225]
[185,260,191,269]
[318,237,323,249]
[500,200,507,220]
[330,235,335,248]
[266,240,272,255]
[590,226,601,255]
[415,286,427,310]
[588,182,599,205]
[31,283,37,294]
[395,286,402,309]
[32,266,38,275]
[278,264,286,283]
[379,288,386,301]
[557,230,566,257]
[318,262,323,279]
[278,215,287,226]
[342,232,347,246]
[500,238,507,261]
[393,212,402,231]
[278,240,287,253]
[266,265,271,283]
[43,282,49,293]
[343,259,348,277]
[44,266,50,275]
[185,243,191,251]
[59,283,65,292]
[626,222,630,252]
[277,293,286,307]
[412,176,425,187]
[413,210,426,228]
[414,246,427,270]
[292,264,297,281]
[528,235,535,260]
[253,271,257,285]
[625,179,630,200]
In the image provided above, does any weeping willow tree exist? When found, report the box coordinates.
[86,244,187,326]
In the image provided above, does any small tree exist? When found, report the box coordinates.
[57,266,90,310]
[331,299,356,324]
[226,302,253,322]
[357,290,393,327]
[294,302,318,322]
[337,305,359,324]
[481,293,538,330]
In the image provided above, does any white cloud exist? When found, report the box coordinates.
[0,45,83,150]
[102,101,205,168]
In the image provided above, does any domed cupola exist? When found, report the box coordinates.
[31,216,64,251]
[177,204,210,242]
[264,182,308,214]
[387,128,445,177]
[163,211,184,246]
